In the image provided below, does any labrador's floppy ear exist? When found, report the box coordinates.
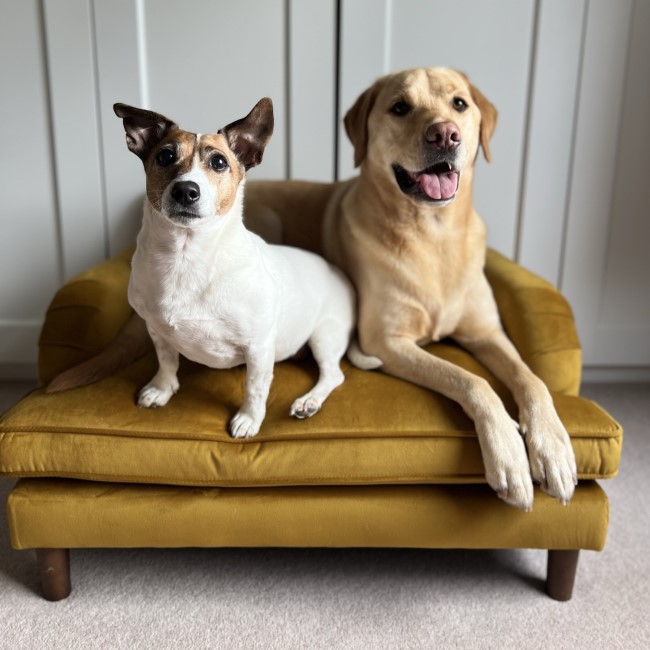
[459,74,498,163]
[113,103,177,162]
[221,98,274,171]
[344,81,382,168]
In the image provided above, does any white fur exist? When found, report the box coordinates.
[129,158,355,438]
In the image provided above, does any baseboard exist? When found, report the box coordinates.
[582,366,650,383]
[0,364,38,381]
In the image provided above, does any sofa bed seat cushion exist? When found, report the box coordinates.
[0,350,622,488]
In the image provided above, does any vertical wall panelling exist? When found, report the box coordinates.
[586,0,650,366]
[1,0,648,375]
[142,0,287,179]
[338,0,536,258]
[41,0,107,279]
[337,0,391,181]
[135,0,150,109]
[516,0,586,286]
[93,0,290,259]
[93,0,149,258]
[289,0,337,182]
[561,0,635,363]
[0,0,62,367]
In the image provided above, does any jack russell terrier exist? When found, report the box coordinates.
[113,99,355,438]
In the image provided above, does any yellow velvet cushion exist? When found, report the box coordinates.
[0,350,622,487]
[7,478,610,551]
[4,245,610,490]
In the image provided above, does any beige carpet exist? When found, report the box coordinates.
[0,381,648,649]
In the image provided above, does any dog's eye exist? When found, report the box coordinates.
[210,154,228,172]
[452,97,469,112]
[389,101,411,117]
[156,149,175,166]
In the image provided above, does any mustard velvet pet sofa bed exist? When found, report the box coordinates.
[0,243,621,602]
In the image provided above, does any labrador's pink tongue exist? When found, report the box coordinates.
[418,171,458,200]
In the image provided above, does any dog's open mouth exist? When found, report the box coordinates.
[392,162,460,203]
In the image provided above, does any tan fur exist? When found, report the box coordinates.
[250,68,576,511]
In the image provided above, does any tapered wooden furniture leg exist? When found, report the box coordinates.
[36,548,71,601]
[546,549,579,601]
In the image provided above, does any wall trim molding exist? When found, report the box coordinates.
[0,364,38,381]
[582,366,650,384]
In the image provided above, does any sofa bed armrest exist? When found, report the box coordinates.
[484,249,581,396]
[38,247,135,385]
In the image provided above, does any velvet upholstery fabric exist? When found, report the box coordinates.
[37,247,134,385]
[0,363,622,486]
[485,249,582,395]
[0,247,621,488]
[8,479,609,551]
[0,246,619,556]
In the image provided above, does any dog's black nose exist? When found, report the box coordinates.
[171,181,201,206]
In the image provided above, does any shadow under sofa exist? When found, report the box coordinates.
[0,246,622,601]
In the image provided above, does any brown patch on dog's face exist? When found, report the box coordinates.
[143,130,244,223]
[199,134,246,214]
[345,68,497,205]
[143,129,196,212]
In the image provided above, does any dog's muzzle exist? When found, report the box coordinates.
[171,181,201,207]
[167,180,203,223]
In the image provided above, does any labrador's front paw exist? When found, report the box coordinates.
[478,413,535,512]
[522,408,577,506]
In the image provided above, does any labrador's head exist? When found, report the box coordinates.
[344,68,497,206]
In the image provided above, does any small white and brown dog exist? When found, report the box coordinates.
[113,99,355,438]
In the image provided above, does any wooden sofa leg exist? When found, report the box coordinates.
[546,550,579,601]
[36,549,71,601]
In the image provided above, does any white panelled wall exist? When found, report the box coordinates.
[1,0,648,380]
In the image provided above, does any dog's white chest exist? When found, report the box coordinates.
[159,315,246,367]
[128,239,257,368]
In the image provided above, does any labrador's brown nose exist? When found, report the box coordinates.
[425,122,461,150]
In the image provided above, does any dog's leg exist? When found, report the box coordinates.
[460,329,577,505]
[370,335,534,511]
[137,330,180,408]
[230,346,275,439]
[290,321,347,419]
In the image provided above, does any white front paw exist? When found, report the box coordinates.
[479,414,535,512]
[290,395,322,419]
[137,382,176,408]
[230,411,262,438]
[522,410,577,506]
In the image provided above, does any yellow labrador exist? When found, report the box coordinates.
[249,68,577,511]
[49,68,576,511]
